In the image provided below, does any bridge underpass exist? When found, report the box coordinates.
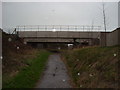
[25,38,99,48]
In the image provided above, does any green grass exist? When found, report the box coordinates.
[62,46,119,88]
[3,50,51,88]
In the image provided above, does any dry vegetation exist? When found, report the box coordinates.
[2,32,37,77]
[61,46,119,88]
[2,32,51,88]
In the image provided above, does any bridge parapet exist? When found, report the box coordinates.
[18,31,100,39]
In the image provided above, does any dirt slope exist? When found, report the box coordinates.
[2,31,37,80]
[62,46,119,88]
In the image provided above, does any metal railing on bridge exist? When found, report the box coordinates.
[16,25,101,32]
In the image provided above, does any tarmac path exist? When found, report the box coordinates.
[35,54,71,88]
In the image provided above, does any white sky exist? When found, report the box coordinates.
[1,0,120,2]
[118,2,120,27]
[0,1,2,28]
[0,0,119,32]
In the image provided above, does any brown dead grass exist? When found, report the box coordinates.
[2,32,39,82]
[61,46,119,88]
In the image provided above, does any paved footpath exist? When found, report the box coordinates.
[35,54,71,88]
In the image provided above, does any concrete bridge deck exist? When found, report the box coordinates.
[18,31,100,39]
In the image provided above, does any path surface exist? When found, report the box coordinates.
[35,54,71,88]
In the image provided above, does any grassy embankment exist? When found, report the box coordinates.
[61,46,119,88]
[3,50,51,88]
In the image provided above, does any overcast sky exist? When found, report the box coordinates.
[0,0,2,28]
[1,1,119,32]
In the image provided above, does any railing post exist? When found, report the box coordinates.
[67,25,69,37]
[38,25,39,31]
[75,26,77,31]
[45,25,47,31]
[60,25,61,31]
[18,26,19,32]
[83,26,84,32]
[24,26,25,31]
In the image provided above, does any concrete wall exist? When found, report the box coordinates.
[106,30,119,46]
[118,29,120,45]
[0,29,2,89]
[100,28,120,46]
[18,31,100,39]
[106,28,120,46]
[100,32,109,46]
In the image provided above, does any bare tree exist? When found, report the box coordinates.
[102,2,107,46]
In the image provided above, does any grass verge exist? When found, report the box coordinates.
[3,50,51,88]
[61,46,119,88]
